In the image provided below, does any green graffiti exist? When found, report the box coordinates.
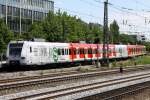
[52,47,58,62]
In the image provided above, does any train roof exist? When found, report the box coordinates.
[8,41,145,48]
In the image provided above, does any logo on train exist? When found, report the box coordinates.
[52,47,58,62]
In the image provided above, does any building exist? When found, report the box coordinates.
[137,34,150,42]
[137,35,146,42]
[0,0,54,34]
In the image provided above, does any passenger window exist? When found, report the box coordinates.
[74,49,76,55]
[58,49,61,55]
[66,49,68,55]
[62,49,64,55]
[69,49,71,55]
[84,49,87,54]
[80,49,84,54]
[88,49,92,54]
[30,47,32,53]
[65,49,67,55]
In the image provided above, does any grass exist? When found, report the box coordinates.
[136,56,150,65]
[112,55,150,68]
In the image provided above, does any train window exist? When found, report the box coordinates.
[76,49,79,54]
[62,49,64,55]
[49,48,52,56]
[65,49,68,55]
[88,49,92,54]
[119,48,122,53]
[64,49,67,55]
[67,49,69,55]
[9,43,23,56]
[80,48,84,54]
[131,48,133,54]
[30,47,32,53]
[109,49,111,53]
[43,48,47,56]
[93,49,95,54]
[69,49,71,55]
[79,49,82,54]
[74,49,76,55]
[93,49,97,54]
[84,49,87,54]
[9,48,22,56]
[99,49,102,53]
[58,49,61,55]
[9,43,23,48]
[82,49,85,54]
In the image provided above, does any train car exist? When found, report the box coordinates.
[115,45,128,58]
[7,41,71,66]
[127,45,146,57]
[6,41,146,66]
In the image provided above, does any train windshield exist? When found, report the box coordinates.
[9,43,23,57]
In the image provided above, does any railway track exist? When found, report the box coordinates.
[81,81,150,100]
[0,64,149,84]
[103,83,150,100]
[3,69,150,100]
[0,65,149,97]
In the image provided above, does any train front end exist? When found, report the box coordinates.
[6,41,25,66]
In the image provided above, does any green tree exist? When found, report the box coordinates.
[0,34,5,53]
[44,11,63,42]
[0,19,13,53]
[29,22,45,39]
[110,20,119,44]
[119,34,137,44]
[29,11,103,43]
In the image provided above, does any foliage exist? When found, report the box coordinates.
[109,20,119,44]
[28,11,103,43]
[138,41,150,53]
[109,20,137,45]
[0,19,13,53]
[1,10,149,54]
[119,34,137,44]
[136,56,150,65]
[112,56,150,67]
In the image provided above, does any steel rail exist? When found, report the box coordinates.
[0,64,148,84]
[12,72,150,100]
[103,84,150,100]
[0,65,149,91]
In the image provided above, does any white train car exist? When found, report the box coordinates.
[115,45,128,58]
[6,41,71,66]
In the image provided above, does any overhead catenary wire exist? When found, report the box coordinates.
[54,0,150,34]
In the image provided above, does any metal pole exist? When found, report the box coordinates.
[19,0,22,35]
[62,19,65,42]
[5,0,7,25]
[103,0,109,67]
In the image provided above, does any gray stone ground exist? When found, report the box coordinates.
[0,65,96,80]
[122,89,150,100]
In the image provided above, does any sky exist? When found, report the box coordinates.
[54,0,150,39]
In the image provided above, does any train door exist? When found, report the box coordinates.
[84,47,88,60]
[57,47,65,63]
[28,44,35,65]
[32,47,39,65]
[39,46,48,65]
[69,44,77,62]
[39,46,43,65]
